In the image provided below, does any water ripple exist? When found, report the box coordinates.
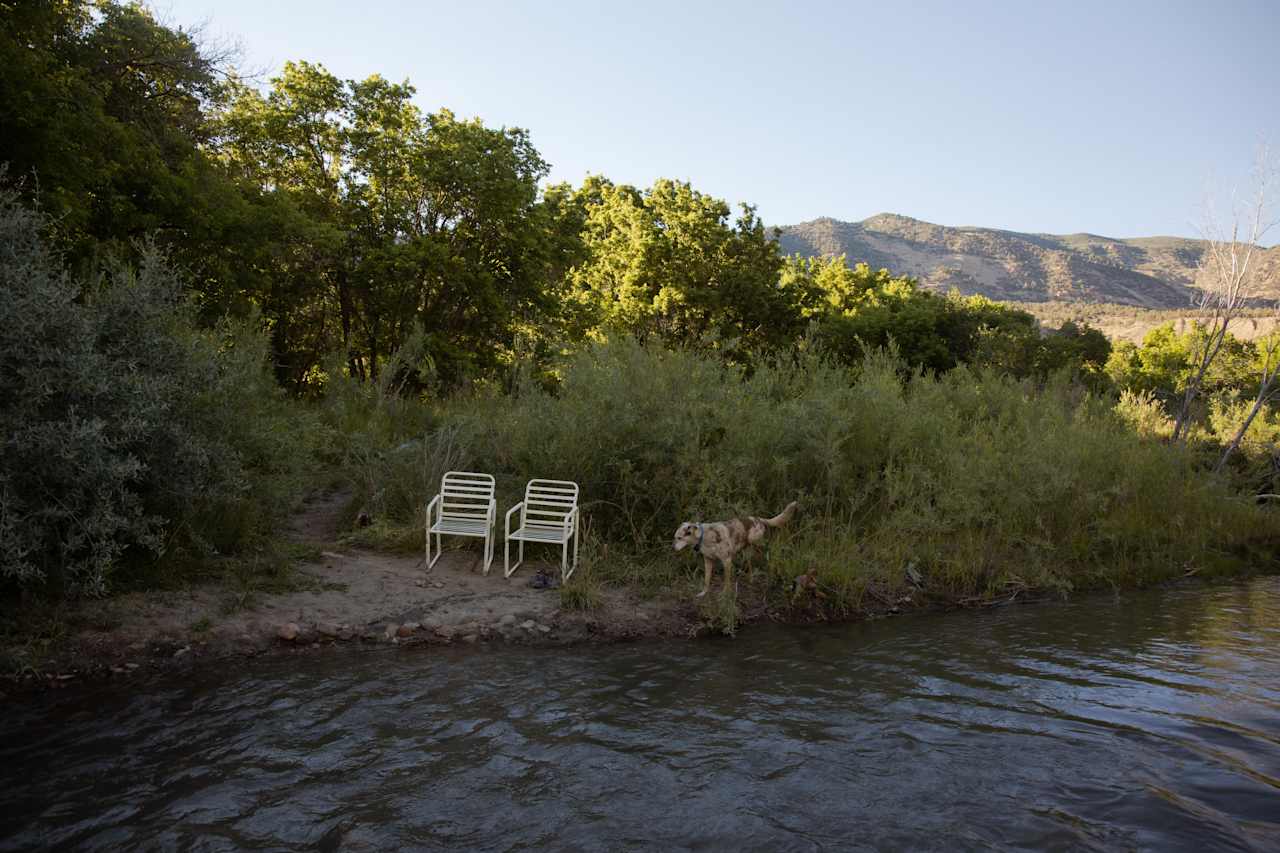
[3,577,1280,851]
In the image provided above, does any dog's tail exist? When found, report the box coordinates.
[764,501,799,528]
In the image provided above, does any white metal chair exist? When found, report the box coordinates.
[504,479,580,581]
[425,471,496,574]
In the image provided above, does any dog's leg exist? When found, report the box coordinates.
[722,555,735,593]
[696,556,715,599]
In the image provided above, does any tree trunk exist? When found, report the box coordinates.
[336,267,362,380]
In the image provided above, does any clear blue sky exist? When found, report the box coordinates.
[160,0,1279,239]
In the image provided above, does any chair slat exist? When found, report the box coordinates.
[505,478,579,581]
[428,471,496,575]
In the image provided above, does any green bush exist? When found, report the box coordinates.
[0,189,318,597]
[351,337,1276,613]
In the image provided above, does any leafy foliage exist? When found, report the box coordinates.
[353,340,1277,610]
[216,62,581,388]
[565,177,793,359]
[0,189,316,596]
[4,0,1267,614]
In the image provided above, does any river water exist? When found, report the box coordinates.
[3,578,1280,851]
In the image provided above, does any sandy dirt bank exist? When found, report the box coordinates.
[3,491,700,691]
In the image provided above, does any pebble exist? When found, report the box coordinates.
[317,623,341,638]
[396,625,415,638]
[520,620,536,631]
[432,582,445,589]
[173,646,190,658]
[462,634,478,644]
[277,623,300,642]
[384,624,398,641]
[536,624,551,634]
[499,614,517,626]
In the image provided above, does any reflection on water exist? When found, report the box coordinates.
[3,578,1279,851]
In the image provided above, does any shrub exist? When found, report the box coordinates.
[0,189,317,597]
[331,337,1277,614]
[477,340,1276,605]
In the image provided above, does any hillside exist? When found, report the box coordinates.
[777,214,1280,309]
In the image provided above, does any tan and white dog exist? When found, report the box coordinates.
[673,502,798,598]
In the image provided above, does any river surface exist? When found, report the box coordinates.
[3,578,1280,851]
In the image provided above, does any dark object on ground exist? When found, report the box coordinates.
[356,510,372,528]
[529,569,559,590]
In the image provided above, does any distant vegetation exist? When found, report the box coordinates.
[1,1,1277,611]
[1023,302,1280,343]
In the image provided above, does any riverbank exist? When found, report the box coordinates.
[0,490,705,689]
[4,482,1275,694]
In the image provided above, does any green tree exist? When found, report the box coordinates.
[780,256,1064,375]
[567,177,795,359]
[1106,323,1256,409]
[0,1,246,269]
[218,63,577,387]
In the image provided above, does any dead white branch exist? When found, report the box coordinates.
[1173,146,1276,443]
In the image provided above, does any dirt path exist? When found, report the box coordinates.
[13,491,692,683]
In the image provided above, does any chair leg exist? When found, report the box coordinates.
[427,532,443,570]
[506,537,523,578]
[427,530,440,570]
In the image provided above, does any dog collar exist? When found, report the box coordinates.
[693,523,705,553]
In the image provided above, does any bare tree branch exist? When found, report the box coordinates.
[1173,144,1276,443]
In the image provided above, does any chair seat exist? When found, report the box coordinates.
[429,516,490,537]
[508,524,570,543]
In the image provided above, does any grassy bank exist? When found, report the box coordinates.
[336,340,1278,632]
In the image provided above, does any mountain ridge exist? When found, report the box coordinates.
[775,214,1280,309]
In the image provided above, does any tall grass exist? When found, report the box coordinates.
[350,339,1278,616]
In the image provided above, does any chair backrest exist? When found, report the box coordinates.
[523,479,578,528]
[439,471,495,521]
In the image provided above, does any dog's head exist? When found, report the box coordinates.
[673,522,700,552]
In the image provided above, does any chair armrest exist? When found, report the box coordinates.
[505,501,525,536]
[488,498,497,525]
[426,494,440,527]
[563,506,579,534]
